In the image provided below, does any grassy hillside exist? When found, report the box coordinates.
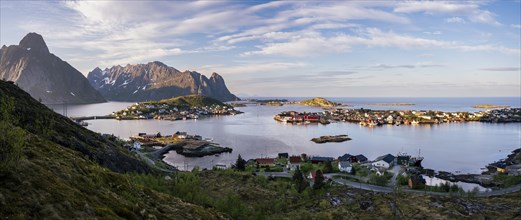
[147,94,226,108]
[299,97,339,107]
[0,81,224,219]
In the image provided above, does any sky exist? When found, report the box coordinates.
[1,0,520,97]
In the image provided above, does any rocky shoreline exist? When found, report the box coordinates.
[151,140,233,158]
[424,148,521,188]
[311,135,352,144]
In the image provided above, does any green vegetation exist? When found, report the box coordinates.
[292,168,308,193]
[299,97,340,107]
[150,94,225,108]
[397,173,410,186]
[235,154,246,171]
[493,173,521,188]
[368,172,393,186]
[313,169,326,189]
[0,122,25,174]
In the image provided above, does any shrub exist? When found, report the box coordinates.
[0,122,25,174]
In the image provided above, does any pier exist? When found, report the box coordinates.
[70,115,116,121]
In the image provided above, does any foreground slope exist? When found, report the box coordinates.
[0,80,224,219]
[87,61,239,102]
[0,33,106,104]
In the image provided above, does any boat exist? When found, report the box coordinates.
[410,149,424,167]
[411,120,419,125]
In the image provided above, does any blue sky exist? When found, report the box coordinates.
[1,0,520,97]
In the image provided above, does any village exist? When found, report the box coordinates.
[112,102,242,120]
[229,149,521,193]
[274,108,521,126]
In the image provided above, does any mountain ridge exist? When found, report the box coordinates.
[87,61,239,102]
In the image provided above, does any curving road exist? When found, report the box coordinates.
[256,171,521,197]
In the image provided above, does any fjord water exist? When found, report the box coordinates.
[50,97,521,174]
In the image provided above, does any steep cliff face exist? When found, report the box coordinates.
[0,33,106,104]
[87,61,239,102]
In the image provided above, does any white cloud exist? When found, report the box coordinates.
[512,24,521,29]
[244,28,519,57]
[446,17,466,23]
[197,62,308,75]
[244,28,451,57]
[372,62,443,69]
[423,31,442,35]
[479,67,521,71]
[394,1,500,25]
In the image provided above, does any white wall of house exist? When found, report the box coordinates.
[133,142,141,150]
[287,163,301,171]
[372,160,390,169]
[339,165,352,173]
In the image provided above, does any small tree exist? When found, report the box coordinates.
[292,167,308,193]
[313,169,325,190]
[323,160,333,173]
[235,154,246,171]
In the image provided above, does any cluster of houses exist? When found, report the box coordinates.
[274,111,322,123]
[129,131,213,149]
[273,108,520,127]
[324,108,503,126]
[491,162,521,176]
[253,152,420,174]
[480,108,521,123]
[112,102,241,120]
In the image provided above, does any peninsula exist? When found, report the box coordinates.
[112,95,242,120]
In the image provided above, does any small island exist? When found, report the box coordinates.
[473,104,510,109]
[298,97,342,107]
[311,135,352,143]
[132,132,233,157]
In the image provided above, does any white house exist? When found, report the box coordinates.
[338,161,352,173]
[372,154,396,169]
[133,141,142,151]
[287,156,302,171]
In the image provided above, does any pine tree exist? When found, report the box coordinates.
[313,169,325,189]
[324,161,333,173]
[235,154,246,171]
[292,167,308,193]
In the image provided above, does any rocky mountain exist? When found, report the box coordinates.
[0,33,106,104]
[87,61,239,102]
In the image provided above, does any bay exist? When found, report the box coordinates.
[49,97,521,173]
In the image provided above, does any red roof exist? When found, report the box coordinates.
[289,156,302,164]
[256,158,275,164]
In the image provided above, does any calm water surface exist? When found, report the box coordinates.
[49,98,521,174]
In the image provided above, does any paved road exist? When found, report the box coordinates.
[256,171,521,197]
[136,151,175,173]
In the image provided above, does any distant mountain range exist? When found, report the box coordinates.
[1,32,239,104]
[0,33,106,104]
[87,61,239,102]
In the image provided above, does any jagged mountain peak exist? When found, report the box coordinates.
[87,61,239,102]
[0,33,106,104]
[19,32,49,54]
